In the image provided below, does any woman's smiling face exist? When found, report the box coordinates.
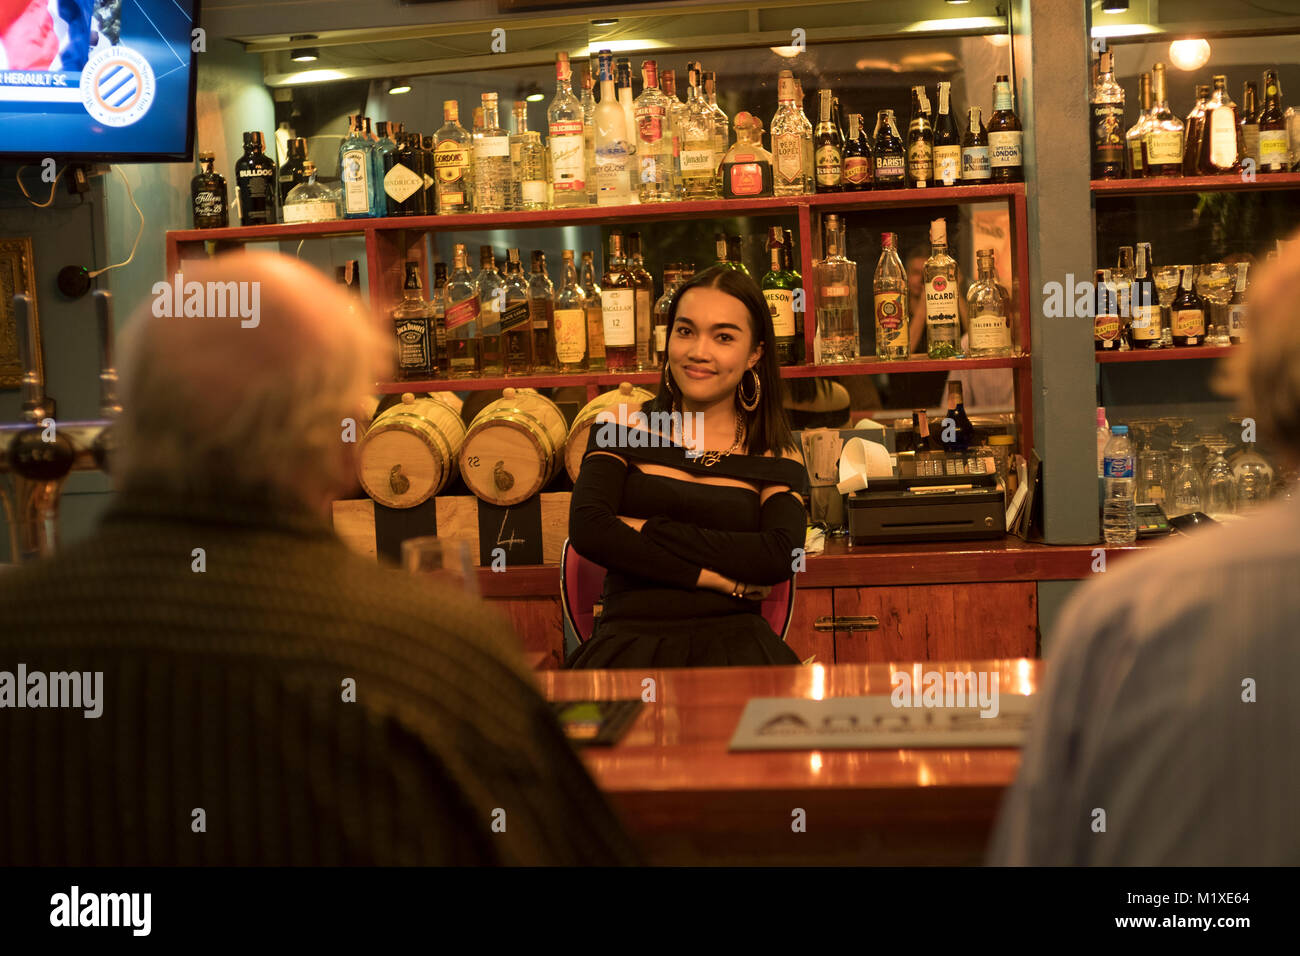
[667,285,762,407]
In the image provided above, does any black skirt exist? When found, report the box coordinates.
[564,612,802,669]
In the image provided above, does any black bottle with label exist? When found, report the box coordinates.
[278,136,308,204]
[389,133,428,216]
[191,151,228,229]
[235,131,278,226]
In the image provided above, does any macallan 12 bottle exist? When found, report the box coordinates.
[601,232,637,372]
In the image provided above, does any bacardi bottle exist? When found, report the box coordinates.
[601,232,637,372]
[191,151,228,229]
[923,218,961,358]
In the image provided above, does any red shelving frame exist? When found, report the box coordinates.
[1095,344,1236,363]
[1090,172,1300,196]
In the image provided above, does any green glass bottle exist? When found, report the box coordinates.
[762,226,803,366]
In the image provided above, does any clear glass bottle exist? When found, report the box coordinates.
[704,69,730,173]
[474,93,512,213]
[236,130,278,225]
[616,57,638,185]
[1198,75,1241,174]
[553,250,587,372]
[873,109,906,188]
[772,71,813,196]
[763,226,803,366]
[444,244,481,378]
[960,106,990,183]
[720,111,775,199]
[1091,50,1126,179]
[1126,73,1153,178]
[906,85,934,189]
[1144,63,1184,178]
[680,64,721,199]
[432,100,472,214]
[815,88,845,192]
[873,231,910,359]
[662,68,688,198]
[191,150,228,228]
[988,74,1024,183]
[813,214,859,364]
[282,161,339,223]
[476,245,506,375]
[1183,85,1211,176]
[392,260,434,381]
[651,263,682,367]
[580,62,599,205]
[548,52,587,208]
[594,51,634,206]
[510,101,548,211]
[601,231,637,372]
[923,217,961,358]
[795,78,816,193]
[500,248,533,376]
[966,249,1013,357]
[633,59,675,203]
[581,250,606,371]
[529,250,556,373]
[932,81,961,186]
[627,232,655,370]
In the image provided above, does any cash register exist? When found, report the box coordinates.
[847,472,1006,544]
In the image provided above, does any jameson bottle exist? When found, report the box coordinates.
[553,250,587,372]
[815,88,844,192]
[444,244,481,378]
[1197,75,1241,174]
[235,131,277,225]
[1258,70,1289,173]
[581,250,606,371]
[906,85,934,188]
[988,75,1023,183]
[501,248,533,376]
[392,261,433,381]
[932,81,961,187]
[872,110,905,189]
[961,107,990,182]
[278,136,308,205]
[842,113,871,190]
[1144,63,1184,178]
[529,250,557,373]
[1091,50,1126,179]
[191,151,228,229]
[763,226,803,366]
[601,232,637,372]
[923,218,961,359]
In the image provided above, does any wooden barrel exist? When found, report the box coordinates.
[564,382,656,482]
[459,387,568,506]
[357,392,466,508]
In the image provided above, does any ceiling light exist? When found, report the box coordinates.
[1102,0,1129,11]
[946,0,973,4]
[523,82,545,102]
[1169,38,1211,71]
[289,34,319,62]
[770,45,802,58]
[592,18,618,27]
[387,79,411,95]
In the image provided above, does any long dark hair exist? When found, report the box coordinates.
[645,265,796,457]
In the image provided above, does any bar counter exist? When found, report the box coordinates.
[541,658,1042,865]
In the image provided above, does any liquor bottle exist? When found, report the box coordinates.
[1170,266,1206,346]
[431,262,449,376]
[988,75,1024,183]
[1259,70,1289,174]
[579,252,606,372]
[1126,73,1153,177]
[680,64,721,199]
[444,244,481,378]
[1227,261,1249,344]
[372,121,398,215]
[616,57,639,181]
[967,249,1013,358]
[433,100,472,214]
[651,264,682,367]
[772,71,813,196]
[420,134,438,213]
[508,101,547,211]
[580,63,599,205]
[476,246,505,375]
[554,250,587,372]
[627,233,655,369]
[763,226,802,366]
[813,214,859,363]
[1144,64,1185,178]
[392,260,433,381]
[191,151,228,229]
[403,132,430,216]
[278,136,308,205]
[1095,269,1121,351]
[336,261,362,319]
[1240,81,1261,168]
[363,117,376,143]
[548,52,587,208]
[873,232,909,360]
[235,131,278,226]
[282,161,339,223]
[783,228,804,361]
[795,78,816,192]
[872,110,906,189]
[704,70,730,171]
[720,111,775,198]
[380,132,423,217]
[1182,85,1211,176]
[712,232,732,271]
[1091,50,1127,179]
[634,59,674,203]
[933,81,962,187]
[815,88,844,192]
[601,231,637,372]
[528,251,557,374]
[906,86,934,189]
[939,381,975,453]
[923,218,961,359]
[726,235,751,277]
[960,107,991,183]
[474,93,511,213]
[912,409,932,454]
[662,68,688,197]
[1127,242,1161,350]
[842,113,871,190]
[500,248,533,376]
[1197,75,1241,174]
[594,51,635,206]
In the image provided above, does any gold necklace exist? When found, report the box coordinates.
[693,412,746,467]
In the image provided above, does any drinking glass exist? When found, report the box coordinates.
[1153,265,1180,348]
[1195,262,1233,346]
[402,535,478,598]
[1137,448,1171,508]
[1202,439,1236,519]
[1169,441,1204,517]
[1233,446,1274,513]
[1128,419,1157,454]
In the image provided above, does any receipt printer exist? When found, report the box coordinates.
[847,473,1005,544]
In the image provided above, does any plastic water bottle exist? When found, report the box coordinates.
[1096,407,1109,476]
[1103,424,1136,545]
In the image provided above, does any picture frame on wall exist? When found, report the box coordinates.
[0,237,42,389]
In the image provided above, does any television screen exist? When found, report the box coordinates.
[0,0,199,161]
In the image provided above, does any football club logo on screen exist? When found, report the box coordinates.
[81,46,157,128]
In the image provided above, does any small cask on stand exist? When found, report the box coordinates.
[459,387,569,507]
[564,382,656,482]
[356,392,466,507]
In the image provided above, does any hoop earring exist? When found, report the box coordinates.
[738,367,761,413]
[663,367,680,413]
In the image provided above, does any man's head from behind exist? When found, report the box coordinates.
[116,252,392,510]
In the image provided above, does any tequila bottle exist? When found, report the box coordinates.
[548,52,587,208]
[444,244,481,378]
[476,246,506,375]
[873,232,909,359]
[923,218,961,358]
[191,150,228,229]
[720,111,774,198]
[582,251,606,371]
[510,100,548,211]
[813,214,859,363]
[594,51,634,206]
[282,161,339,223]
[966,249,1013,357]
[474,93,512,212]
[501,248,533,375]
[392,260,433,381]
[634,59,675,203]
[1144,63,1184,178]
[662,69,688,197]
[433,100,472,214]
[795,78,816,191]
[627,233,655,369]
[680,64,720,199]
[771,70,812,196]
[873,110,906,188]
[553,250,587,372]
[704,70,730,173]
[601,231,637,372]
[529,250,557,373]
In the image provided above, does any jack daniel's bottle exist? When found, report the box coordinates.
[392,261,434,380]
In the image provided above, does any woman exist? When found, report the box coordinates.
[566,265,807,668]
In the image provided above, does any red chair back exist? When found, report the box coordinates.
[560,538,795,644]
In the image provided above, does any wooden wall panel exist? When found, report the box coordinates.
[941,582,1038,659]
[494,596,565,670]
[832,586,951,663]
[783,587,833,665]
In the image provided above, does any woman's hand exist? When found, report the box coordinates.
[696,568,772,600]
[618,515,645,532]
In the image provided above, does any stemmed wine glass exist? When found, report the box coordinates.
[1153,265,1181,349]
[1233,442,1275,513]
[1201,437,1236,519]
[1195,262,1233,346]
[1169,440,1205,517]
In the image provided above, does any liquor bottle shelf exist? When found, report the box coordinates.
[1095,344,1237,363]
[1091,172,1300,197]
[376,355,1030,394]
